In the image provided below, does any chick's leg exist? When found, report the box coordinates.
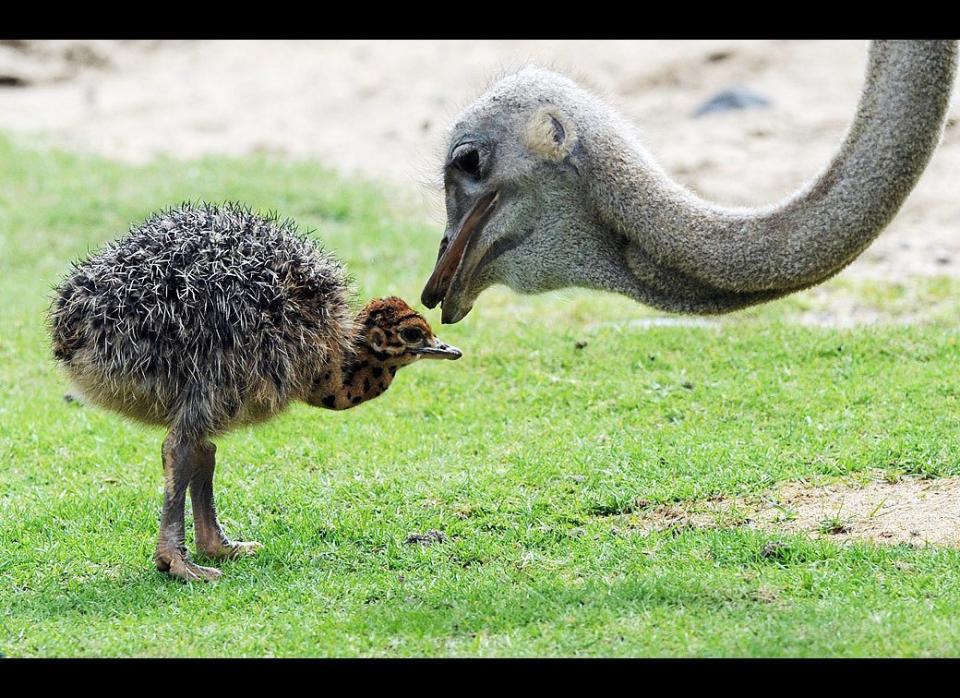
[154,431,222,582]
[190,439,262,560]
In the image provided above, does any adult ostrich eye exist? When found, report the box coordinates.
[451,145,483,179]
[401,328,424,343]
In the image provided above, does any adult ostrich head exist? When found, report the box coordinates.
[422,41,958,324]
[421,67,605,323]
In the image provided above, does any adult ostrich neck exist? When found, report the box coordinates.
[581,40,957,298]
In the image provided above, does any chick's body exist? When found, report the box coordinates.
[50,203,354,440]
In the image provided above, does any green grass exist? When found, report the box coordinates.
[2,133,960,657]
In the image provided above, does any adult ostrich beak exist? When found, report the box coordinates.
[421,191,499,323]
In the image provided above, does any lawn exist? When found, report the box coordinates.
[2,134,960,656]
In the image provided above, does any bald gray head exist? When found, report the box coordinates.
[422,67,612,324]
[422,42,957,324]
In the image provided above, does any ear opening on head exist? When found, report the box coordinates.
[367,326,387,352]
[523,107,576,161]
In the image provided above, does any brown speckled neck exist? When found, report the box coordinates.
[308,342,402,411]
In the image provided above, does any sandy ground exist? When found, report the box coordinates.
[1,39,958,284]
[623,474,960,548]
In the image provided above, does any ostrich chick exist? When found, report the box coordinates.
[48,203,461,582]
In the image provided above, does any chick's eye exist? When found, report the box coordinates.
[401,328,424,343]
[453,147,482,179]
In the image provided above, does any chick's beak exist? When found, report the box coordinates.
[415,336,463,360]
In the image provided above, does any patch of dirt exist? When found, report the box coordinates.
[620,474,960,547]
